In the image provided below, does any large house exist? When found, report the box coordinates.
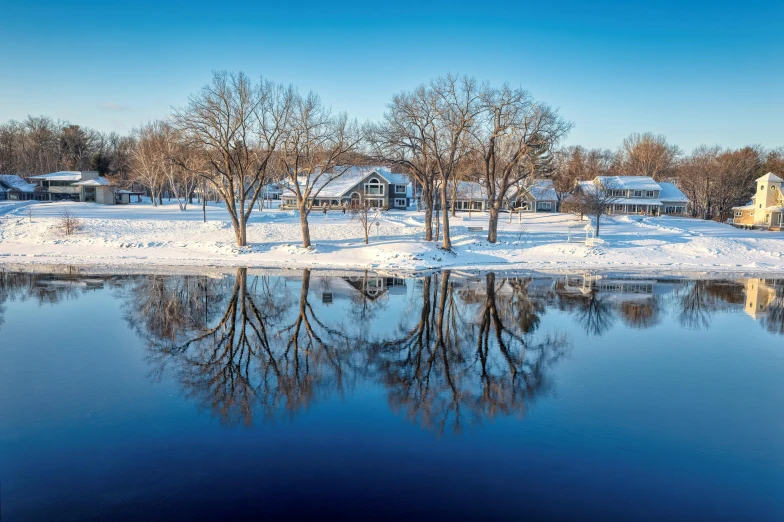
[732,173,783,230]
[574,176,689,215]
[280,166,411,210]
[28,171,136,205]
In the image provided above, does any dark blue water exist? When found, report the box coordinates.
[0,270,782,521]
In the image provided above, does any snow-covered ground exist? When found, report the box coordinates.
[0,200,783,273]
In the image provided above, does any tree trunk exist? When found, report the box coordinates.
[300,207,312,248]
[234,217,247,246]
[440,185,451,250]
[595,213,601,238]
[421,186,433,241]
[487,205,499,243]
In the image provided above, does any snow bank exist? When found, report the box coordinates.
[1,201,783,274]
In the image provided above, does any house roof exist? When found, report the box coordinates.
[524,179,557,201]
[596,176,661,191]
[0,174,37,193]
[765,205,784,212]
[73,177,111,187]
[451,181,486,199]
[733,203,755,211]
[658,182,689,203]
[757,172,783,183]
[284,166,400,199]
[29,171,95,181]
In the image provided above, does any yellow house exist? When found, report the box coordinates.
[733,172,784,230]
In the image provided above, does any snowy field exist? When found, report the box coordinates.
[0,200,783,273]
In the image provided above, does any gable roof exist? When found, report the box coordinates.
[658,182,689,203]
[757,172,783,183]
[0,174,38,193]
[523,179,557,201]
[284,166,401,199]
[596,176,661,191]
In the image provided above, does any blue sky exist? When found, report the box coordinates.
[1,0,781,151]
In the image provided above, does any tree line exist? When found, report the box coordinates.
[2,72,781,248]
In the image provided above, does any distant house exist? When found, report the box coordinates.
[732,173,783,230]
[27,171,137,205]
[508,179,559,212]
[446,181,487,211]
[280,166,410,210]
[0,174,41,201]
[574,176,689,215]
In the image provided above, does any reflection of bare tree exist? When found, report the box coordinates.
[133,268,358,426]
[677,279,759,330]
[553,281,616,337]
[762,297,784,336]
[371,271,569,436]
[618,298,661,329]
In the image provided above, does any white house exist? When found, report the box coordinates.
[579,176,690,215]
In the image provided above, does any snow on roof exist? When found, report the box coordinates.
[764,205,784,212]
[0,174,37,193]
[283,166,398,198]
[384,172,410,185]
[451,181,486,199]
[525,179,557,201]
[733,203,755,211]
[658,182,689,203]
[757,172,783,183]
[596,176,661,191]
[29,171,92,181]
[73,177,111,186]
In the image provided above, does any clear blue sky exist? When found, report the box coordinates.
[1,0,781,152]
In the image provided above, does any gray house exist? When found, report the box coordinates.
[506,179,559,212]
[280,167,410,210]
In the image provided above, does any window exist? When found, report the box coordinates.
[395,185,406,194]
[364,178,384,195]
[394,198,406,207]
[645,190,655,198]
[537,201,552,211]
[633,190,643,198]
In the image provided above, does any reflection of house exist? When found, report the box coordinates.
[556,273,679,299]
[743,278,782,319]
[732,173,783,230]
[280,167,410,210]
[342,275,407,300]
[574,176,689,215]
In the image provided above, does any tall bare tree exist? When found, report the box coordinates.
[130,121,168,206]
[471,84,570,243]
[173,71,293,246]
[366,86,440,241]
[279,92,362,248]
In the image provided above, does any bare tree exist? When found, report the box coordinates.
[57,208,81,236]
[349,195,381,244]
[130,121,168,206]
[279,92,362,248]
[565,179,619,237]
[430,75,483,250]
[173,71,293,246]
[471,84,570,243]
[366,87,439,241]
[622,132,680,180]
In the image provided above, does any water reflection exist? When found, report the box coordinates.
[2,269,782,431]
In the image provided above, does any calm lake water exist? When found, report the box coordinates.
[0,269,782,521]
